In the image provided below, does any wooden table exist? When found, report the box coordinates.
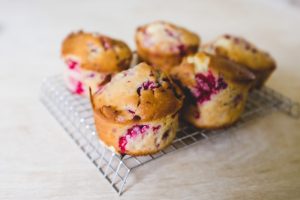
[1,0,300,199]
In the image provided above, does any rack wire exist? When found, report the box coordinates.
[40,75,300,195]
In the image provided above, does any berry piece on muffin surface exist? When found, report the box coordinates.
[91,62,184,155]
[135,21,200,73]
[61,31,132,96]
[202,34,276,88]
[171,52,255,129]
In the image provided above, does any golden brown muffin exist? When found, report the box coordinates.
[91,62,184,155]
[202,34,276,88]
[135,21,200,73]
[61,31,132,96]
[171,52,255,129]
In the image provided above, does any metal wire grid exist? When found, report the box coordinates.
[40,75,300,195]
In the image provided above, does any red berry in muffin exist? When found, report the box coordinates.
[171,52,255,129]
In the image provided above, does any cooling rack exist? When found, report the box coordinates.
[40,75,300,195]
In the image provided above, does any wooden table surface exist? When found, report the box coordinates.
[1,0,300,199]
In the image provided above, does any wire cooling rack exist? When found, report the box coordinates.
[40,75,300,195]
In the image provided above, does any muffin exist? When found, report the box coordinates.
[91,62,184,155]
[135,21,200,73]
[61,31,132,96]
[202,34,276,88]
[171,52,255,129]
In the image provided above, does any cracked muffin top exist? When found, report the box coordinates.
[92,62,184,123]
[61,31,132,73]
[135,21,200,56]
[202,34,276,71]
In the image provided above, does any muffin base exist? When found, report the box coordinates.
[183,83,250,129]
[136,43,198,73]
[93,111,179,156]
[63,57,110,96]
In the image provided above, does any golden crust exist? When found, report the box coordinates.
[135,21,200,72]
[92,62,184,123]
[61,31,132,73]
[202,34,276,88]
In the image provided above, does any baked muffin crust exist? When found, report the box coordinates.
[62,31,132,73]
[202,34,276,88]
[135,21,200,72]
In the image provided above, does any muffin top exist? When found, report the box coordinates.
[171,52,255,104]
[171,52,256,87]
[202,34,276,71]
[92,62,184,123]
[61,31,132,73]
[135,21,200,56]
